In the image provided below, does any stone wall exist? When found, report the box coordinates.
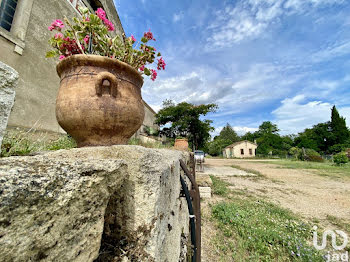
[0,0,123,133]
[0,146,191,261]
[0,62,18,149]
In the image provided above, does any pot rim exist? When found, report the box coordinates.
[56,54,144,85]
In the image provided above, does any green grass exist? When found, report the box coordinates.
[210,175,230,196]
[259,159,350,178]
[1,130,76,157]
[326,215,350,236]
[231,165,264,178]
[210,177,325,261]
[128,137,172,149]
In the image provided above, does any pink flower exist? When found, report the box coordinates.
[83,35,90,44]
[103,19,114,31]
[49,19,64,31]
[54,33,63,39]
[52,19,64,28]
[139,65,145,71]
[157,57,166,70]
[95,8,114,31]
[144,29,155,41]
[95,8,106,20]
[59,55,66,60]
[150,69,157,81]
[84,16,90,22]
[130,35,136,42]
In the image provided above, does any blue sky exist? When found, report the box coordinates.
[114,0,350,136]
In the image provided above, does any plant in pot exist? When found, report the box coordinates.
[174,137,189,150]
[46,7,166,147]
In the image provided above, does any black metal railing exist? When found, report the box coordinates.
[179,156,201,262]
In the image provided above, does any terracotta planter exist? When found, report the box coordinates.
[174,138,189,150]
[56,55,144,147]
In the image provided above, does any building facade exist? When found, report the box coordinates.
[0,0,157,136]
[223,140,258,158]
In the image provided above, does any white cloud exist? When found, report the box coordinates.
[143,62,303,121]
[233,126,259,135]
[311,41,350,63]
[207,0,345,47]
[210,126,224,138]
[272,95,350,134]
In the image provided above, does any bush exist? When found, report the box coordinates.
[308,155,324,162]
[289,147,302,158]
[329,143,348,154]
[298,148,323,162]
[333,153,348,165]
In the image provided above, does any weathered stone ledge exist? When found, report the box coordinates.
[0,145,190,262]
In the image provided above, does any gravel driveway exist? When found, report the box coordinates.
[202,158,350,224]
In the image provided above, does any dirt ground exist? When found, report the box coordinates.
[202,158,350,223]
[200,158,350,261]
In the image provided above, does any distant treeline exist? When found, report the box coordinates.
[206,106,350,158]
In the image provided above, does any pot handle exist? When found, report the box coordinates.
[95,72,118,98]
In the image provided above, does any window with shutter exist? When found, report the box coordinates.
[0,0,18,31]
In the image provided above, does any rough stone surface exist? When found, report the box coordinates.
[0,155,127,262]
[0,62,18,149]
[0,146,191,262]
[196,173,213,187]
[199,187,212,199]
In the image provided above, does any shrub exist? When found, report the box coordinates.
[333,153,348,165]
[329,143,348,154]
[289,147,302,157]
[299,148,322,161]
[308,155,324,162]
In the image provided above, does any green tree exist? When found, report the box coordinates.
[207,138,232,156]
[254,122,286,155]
[294,123,332,153]
[293,106,350,154]
[155,100,217,150]
[241,131,259,143]
[219,124,239,144]
[330,105,349,145]
[258,121,279,135]
[206,124,239,156]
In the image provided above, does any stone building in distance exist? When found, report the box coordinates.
[223,140,258,158]
[0,0,157,136]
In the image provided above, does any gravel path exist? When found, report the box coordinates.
[202,158,350,223]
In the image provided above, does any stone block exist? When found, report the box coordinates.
[199,187,212,199]
[0,146,191,261]
[0,62,18,150]
[196,173,213,187]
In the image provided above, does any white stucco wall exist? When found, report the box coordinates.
[224,141,257,158]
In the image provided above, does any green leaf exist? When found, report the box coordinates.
[141,37,148,43]
[46,50,57,58]
[157,52,161,56]
[144,67,151,76]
